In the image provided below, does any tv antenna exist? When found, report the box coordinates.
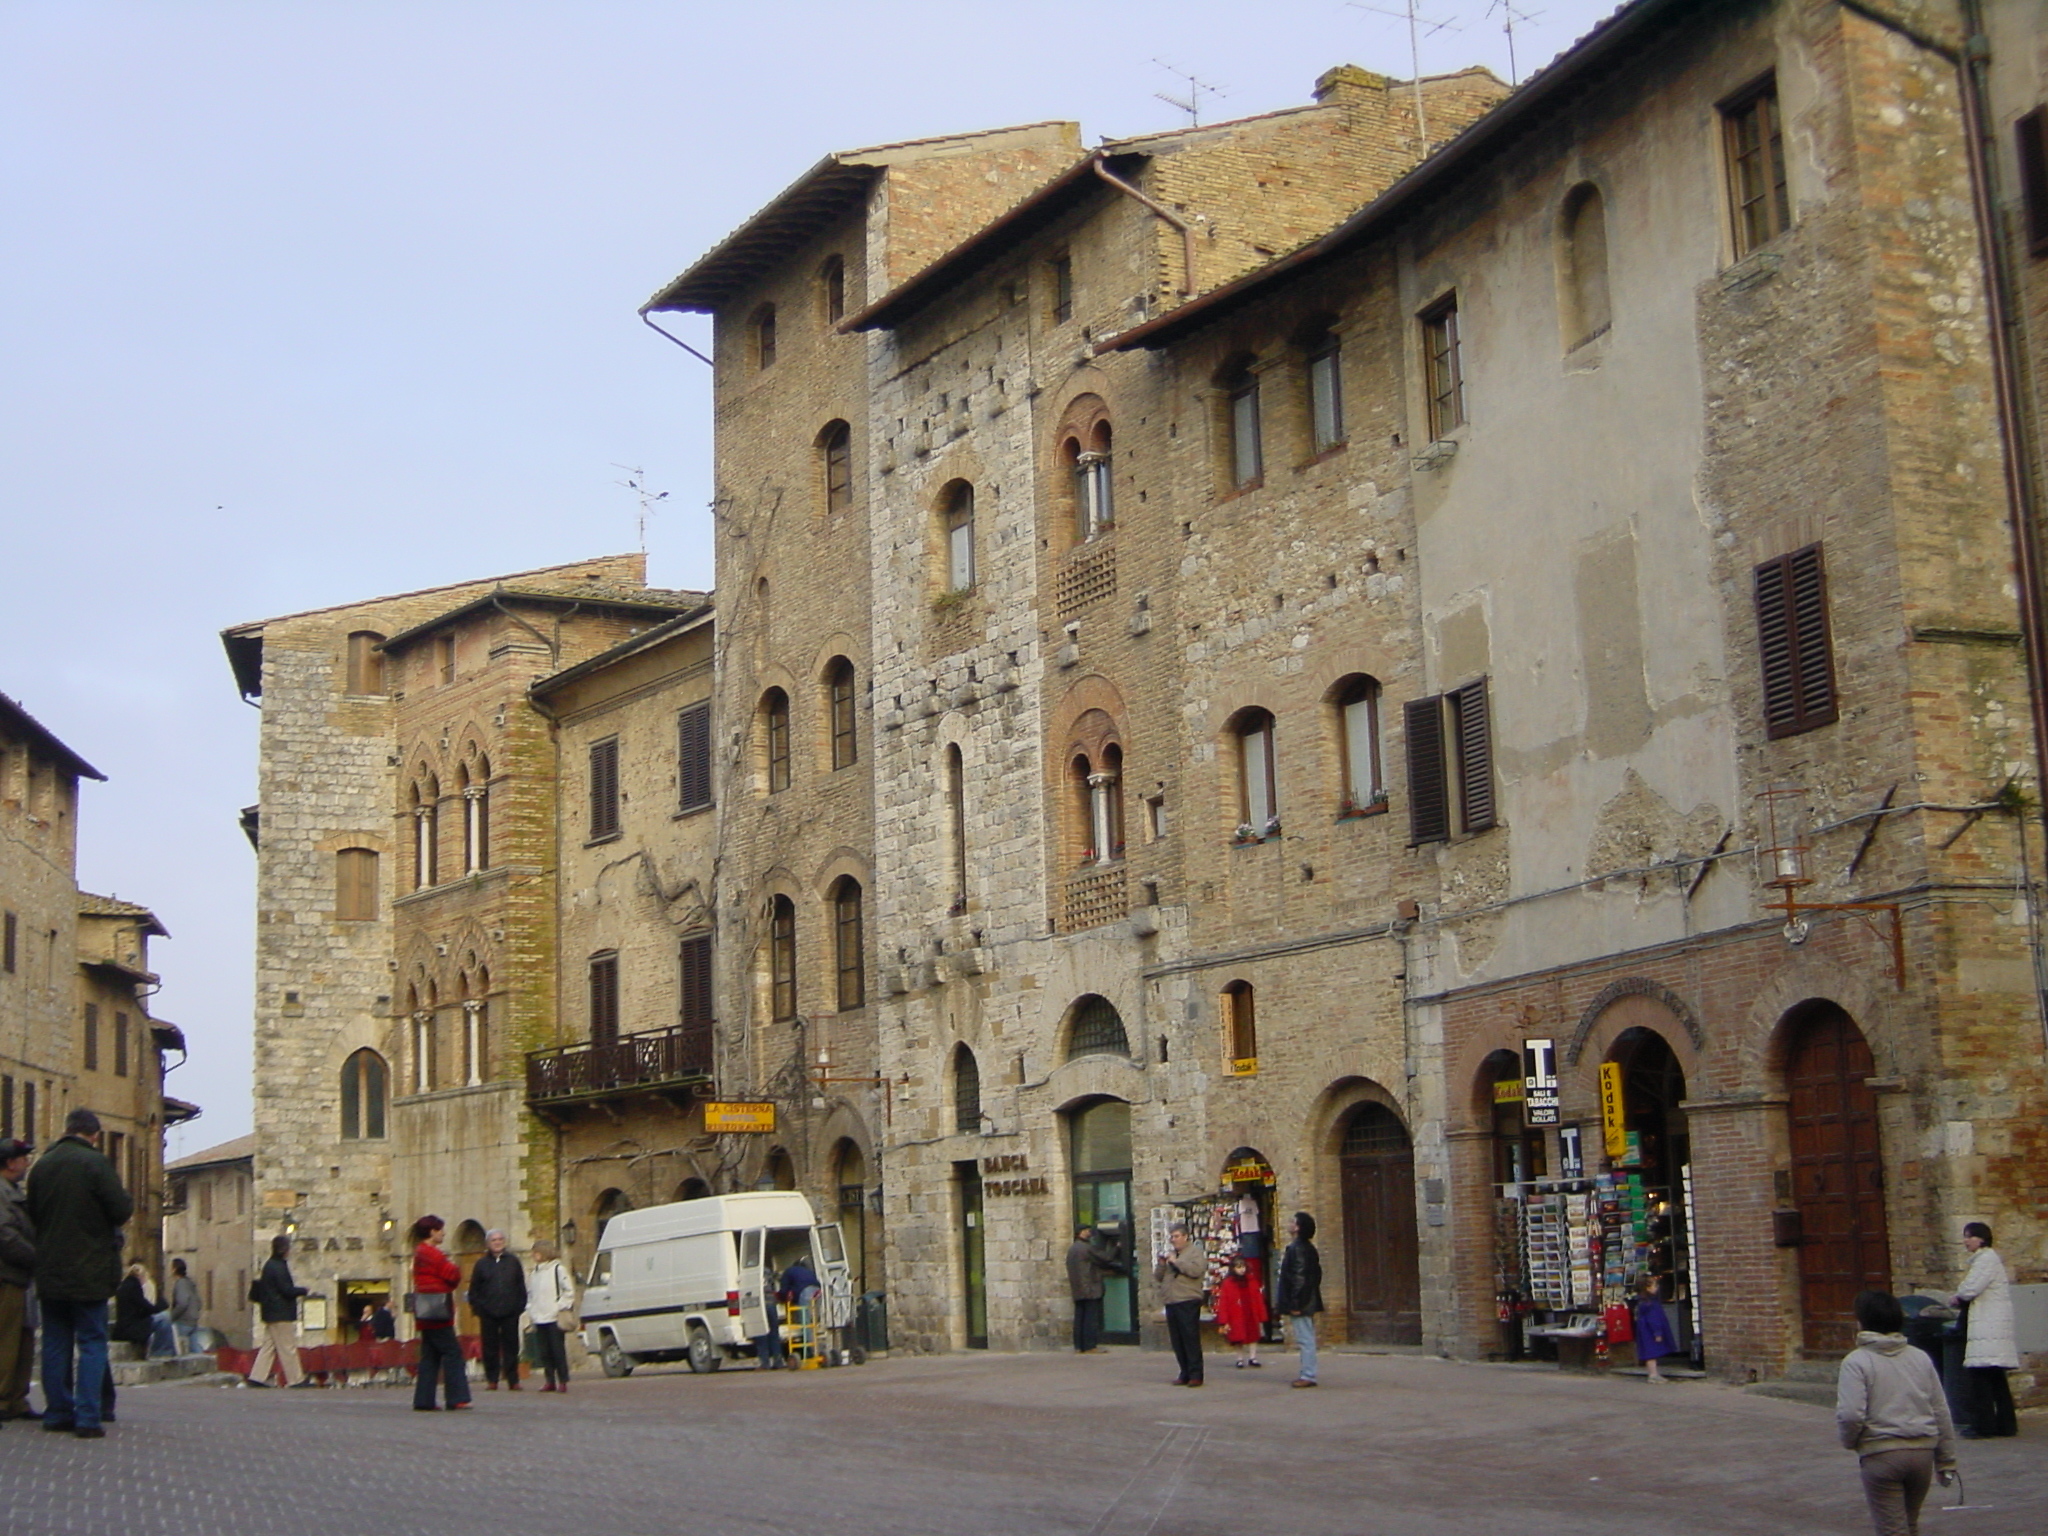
[613,464,669,552]
[1488,1,1545,85]
[1153,59,1227,127]
[1348,2,1460,154]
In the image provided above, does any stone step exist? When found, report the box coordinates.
[1745,1377,1836,1408]
[110,1353,222,1387]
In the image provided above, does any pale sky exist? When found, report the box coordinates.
[1,0,1624,1159]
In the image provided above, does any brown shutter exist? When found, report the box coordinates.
[677,703,712,810]
[1788,545,1838,730]
[1451,679,1496,834]
[1405,696,1449,844]
[2020,108,2048,258]
[1757,545,1837,738]
[679,932,714,1032]
[589,738,620,838]
[589,953,619,1044]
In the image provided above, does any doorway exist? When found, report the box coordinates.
[954,1160,987,1348]
[1069,1098,1138,1344]
[1784,1002,1891,1353]
[1337,1102,1421,1344]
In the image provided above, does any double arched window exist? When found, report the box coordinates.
[409,775,439,889]
[458,751,491,873]
[1070,745,1125,865]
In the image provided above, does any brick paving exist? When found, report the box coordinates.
[0,1350,2040,1535]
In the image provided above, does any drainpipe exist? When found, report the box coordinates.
[1092,159,1198,298]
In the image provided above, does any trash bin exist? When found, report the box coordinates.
[1899,1295,1969,1427]
[854,1290,888,1355]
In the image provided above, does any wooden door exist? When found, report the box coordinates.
[1339,1104,1422,1345]
[1787,1006,1890,1352]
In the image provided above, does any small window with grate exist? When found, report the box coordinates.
[1065,995,1130,1061]
[954,1045,982,1134]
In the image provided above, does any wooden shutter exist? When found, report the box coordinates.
[677,703,711,810]
[589,953,619,1044]
[1405,697,1449,844]
[589,737,620,838]
[1451,679,1496,834]
[679,932,714,1030]
[84,1004,99,1070]
[1756,545,1837,738]
[2019,108,2048,258]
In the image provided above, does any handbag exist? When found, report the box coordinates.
[405,1290,453,1323]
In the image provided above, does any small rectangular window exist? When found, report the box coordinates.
[336,848,379,921]
[589,737,621,839]
[679,931,714,1032]
[2,910,14,972]
[1754,543,1838,738]
[1,1074,12,1137]
[1050,253,1073,324]
[1722,77,1790,258]
[677,703,712,812]
[83,1003,99,1071]
[2018,108,2048,259]
[1404,678,1496,844]
[589,952,620,1045]
[1421,295,1464,439]
[22,1082,33,1143]
[114,1012,129,1077]
[1230,380,1263,488]
[1308,336,1344,452]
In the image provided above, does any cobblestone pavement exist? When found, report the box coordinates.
[1,1349,2040,1536]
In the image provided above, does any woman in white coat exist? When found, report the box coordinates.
[1949,1222,2017,1438]
[527,1239,577,1394]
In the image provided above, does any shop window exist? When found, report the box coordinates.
[1232,709,1279,837]
[340,1048,388,1140]
[588,951,619,1045]
[762,689,791,793]
[1304,326,1344,452]
[1404,679,1494,844]
[588,737,620,840]
[345,631,386,695]
[819,420,853,514]
[677,701,712,812]
[954,1044,982,1134]
[1559,183,1611,347]
[1332,675,1383,812]
[1065,995,1129,1061]
[826,659,858,770]
[831,877,864,1012]
[1754,544,1837,739]
[1420,294,1464,438]
[1721,76,1790,258]
[1222,982,1257,1073]
[769,896,797,1022]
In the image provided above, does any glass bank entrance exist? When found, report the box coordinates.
[1070,1099,1137,1344]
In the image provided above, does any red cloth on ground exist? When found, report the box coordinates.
[1213,1271,1269,1345]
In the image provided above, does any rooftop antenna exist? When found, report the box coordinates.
[1349,1,1460,154]
[1152,59,1227,127]
[613,464,669,553]
[1488,0,1545,86]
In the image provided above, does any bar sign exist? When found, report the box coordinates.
[1523,1038,1559,1126]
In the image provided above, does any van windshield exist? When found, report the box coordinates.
[586,1250,612,1289]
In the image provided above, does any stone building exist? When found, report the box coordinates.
[163,1133,256,1347]
[221,556,704,1338]
[2,693,192,1277]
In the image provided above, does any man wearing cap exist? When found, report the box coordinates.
[0,1137,37,1421]
[26,1108,133,1438]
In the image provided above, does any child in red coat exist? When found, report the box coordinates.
[1214,1254,1269,1368]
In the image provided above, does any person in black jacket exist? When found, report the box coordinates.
[248,1234,313,1387]
[468,1229,527,1390]
[0,1137,37,1422]
[1276,1211,1324,1388]
[110,1263,167,1353]
[26,1109,133,1436]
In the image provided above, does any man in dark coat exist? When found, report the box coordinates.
[0,1137,38,1421]
[467,1228,527,1389]
[250,1234,313,1386]
[1276,1210,1324,1388]
[25,1109,133,1436]
[1065,1225,1122,1353]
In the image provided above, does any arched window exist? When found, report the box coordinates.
[1071,745,1124,866]
[942,481,976,591]
[831,877,864,1011]
[1333,676,1383,810]
[764,1147,797,1190]
[462,966,489,1086]
[1072,422,1113,540]
[1233,709,1278,834]
[826,659,858,770]
[820,256,846,324]
[769,896,797,1022]
[1220,358,1262,489]
[944,744,968,911]
[753,303,777,368]
[1223,981,1257,1072]
[345,632,386,695]
[1304,324,1344,452]
[411,981,438,1092]
[819,420,853,514]
[335,847,379,921]
[460,754,491,873]
[762,689,791,793]
[1561,182,1611,347]
[410,776,439,889]
[340,1048,387,1139]
[953,1044,982,1134]
[1065,995,1130,1061]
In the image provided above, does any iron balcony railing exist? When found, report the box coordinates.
[525,1022,714,1106]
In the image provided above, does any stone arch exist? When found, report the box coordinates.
[1566,977,1703,1066]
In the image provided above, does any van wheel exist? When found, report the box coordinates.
[686,1326,721,1374]
[598,1335,635,1378]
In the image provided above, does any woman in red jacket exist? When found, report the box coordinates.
[410,1216,471,1411]
[1214,1253,1269,1369]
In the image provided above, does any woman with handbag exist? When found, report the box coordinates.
[527,1240,576,1394]
[410,1216,470,1412]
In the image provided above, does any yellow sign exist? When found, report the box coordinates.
[1493,1079,1526,1104]
[262,1190,297,1210]
[704,1101,777,1134]
[1599,1062,1627,1158]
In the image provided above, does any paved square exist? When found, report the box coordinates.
[1,1350,2038,1535]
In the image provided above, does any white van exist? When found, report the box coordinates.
[579,1192,854,1376]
